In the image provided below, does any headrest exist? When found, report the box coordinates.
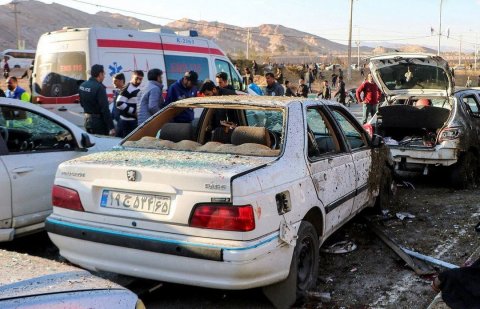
[159,123,193,142]
[231,126,271,147]
[415,99,432,107]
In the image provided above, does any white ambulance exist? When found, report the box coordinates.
[32,27,244,127]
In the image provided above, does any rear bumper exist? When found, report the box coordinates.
[390,146,458,167]
[46,216,293,289]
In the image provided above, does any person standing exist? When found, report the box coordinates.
[216,72,235,91]
[252,60,258,76]
[138,68,164,124]
[296,78,309,98]
[284,80,294,97]
[334,76,346,105]
[243,67,254,89]
[356,73,382,124]
[20,60,34,95]
[3,56,10,79]
[115,70,143,137]
[5,77,30,102]
[275,67,284,85]
[163,70,198,123]
[304,68,314,93]
[318,80,331,99]
[79,64,115,136]
[111,73,125,129]
[331,73,338,88]
[264,72,285,96]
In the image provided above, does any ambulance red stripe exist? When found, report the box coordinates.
[96,39,224,56]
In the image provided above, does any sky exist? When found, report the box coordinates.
[1,0,479,51]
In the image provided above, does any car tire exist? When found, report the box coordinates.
[292,220,319,302]
[14,65,20,69]
[450,151,478,189]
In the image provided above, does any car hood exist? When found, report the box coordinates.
[369,54,453,98]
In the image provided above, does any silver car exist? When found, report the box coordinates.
[368,53,480,188]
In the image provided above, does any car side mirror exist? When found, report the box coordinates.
[371,134,384,148]
[81,133,95,149]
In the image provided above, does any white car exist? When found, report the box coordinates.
[0,98,119,241]
[46,96,393,305]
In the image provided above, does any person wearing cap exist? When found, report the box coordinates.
[79,64,115,136]
[163,70,198,123]
[138,68,164,124]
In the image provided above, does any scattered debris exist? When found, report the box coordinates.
[398,181,416,189]
[401,247,459,269]
[308,291,332,303]
[365,218,435,275]
[320,240,357,254]
[350,267,358,273]
[396,212,416,221]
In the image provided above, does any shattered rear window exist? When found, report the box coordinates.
[123,105,285,157]
[378,64,450,91]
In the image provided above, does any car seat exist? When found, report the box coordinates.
[159,123,193,142]
[231,126,271,147]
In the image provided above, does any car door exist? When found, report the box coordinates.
[328,107,372,214]
[305,106,356,233]
[0,134,12,228]
[461,92,480,145]
[0,105,82,228]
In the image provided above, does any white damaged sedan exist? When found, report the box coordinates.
[46,96,393,305]
[0,98,119,241]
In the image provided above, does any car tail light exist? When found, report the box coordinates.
[189,204,255,231]
[363,123,373,137]
[438,127,461,142]
[52,185,85,212]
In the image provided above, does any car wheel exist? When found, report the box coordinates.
[262,220,319,307]
[292,220,319,302]
[14,65,20,69]
[450,151,478,189]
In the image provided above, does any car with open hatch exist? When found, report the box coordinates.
[45,96,393,305]
[367,53,480,188]
[0,97,119,241]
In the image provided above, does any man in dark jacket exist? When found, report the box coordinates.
[215,72,235,91]
[285,80,294,97]
[296,78,309,98]
[264,72,285,96]
[163,71,198,123]
[115,70,143,137]
[200,80,236,96]
[79,64,115,135]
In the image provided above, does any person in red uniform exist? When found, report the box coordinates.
[356,73,382,124]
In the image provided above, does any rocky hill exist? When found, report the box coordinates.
[6,0,446,58]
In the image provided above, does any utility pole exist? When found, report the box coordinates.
[347,0,353,81]
[458,35,462,66]
[246,28,250,60]
[437,0,443,56]
[12,0,21,49]
[356,40,360,67]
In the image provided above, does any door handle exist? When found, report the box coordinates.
[11,166,34,174]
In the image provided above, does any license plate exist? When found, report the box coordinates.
[101,190,171,215]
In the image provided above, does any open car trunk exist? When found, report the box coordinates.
[376,105,451,147]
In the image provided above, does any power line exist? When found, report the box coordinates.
[66,0,437,44]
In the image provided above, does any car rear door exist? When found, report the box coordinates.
[305,106,356,233]
[328,106,372,213]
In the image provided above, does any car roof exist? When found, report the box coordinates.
[172,95,342,109]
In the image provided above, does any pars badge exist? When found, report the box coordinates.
[127,170,137,182]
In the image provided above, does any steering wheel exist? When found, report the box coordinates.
[268,130,279,149]
[0,126,8,143]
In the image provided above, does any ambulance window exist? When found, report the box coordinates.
[215,59,243,91]
[164,55,209,88]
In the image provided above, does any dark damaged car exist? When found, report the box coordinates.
[367,53,480,188]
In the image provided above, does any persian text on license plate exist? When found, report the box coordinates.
[101,190,171,215]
